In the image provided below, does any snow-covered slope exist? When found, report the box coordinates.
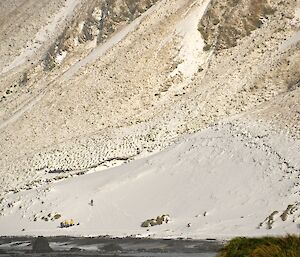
[1,116,299,238]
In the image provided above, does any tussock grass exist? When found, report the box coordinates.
[218,235,300,257]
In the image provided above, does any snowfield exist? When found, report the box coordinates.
[1,118,299,239]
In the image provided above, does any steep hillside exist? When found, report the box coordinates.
[0,0,299,238]
[0,114,299,238]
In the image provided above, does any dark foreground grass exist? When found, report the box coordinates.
[218,235,300,257]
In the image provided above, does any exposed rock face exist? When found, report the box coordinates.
[0,0,159,123]
[45,0,158,70]
[198,0,277,50]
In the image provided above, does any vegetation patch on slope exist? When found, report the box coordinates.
[218,235,300,257]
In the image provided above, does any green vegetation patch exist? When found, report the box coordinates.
[218,235,300,257]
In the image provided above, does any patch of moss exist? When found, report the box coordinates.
[218,235,300,257]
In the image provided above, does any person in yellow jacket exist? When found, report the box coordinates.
[64,220,69,227]
[70,219,74,226]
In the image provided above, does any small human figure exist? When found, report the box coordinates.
[70,219,74,226]
[60,222,64,228]
[64,220,69,227]
[90,199,94,206]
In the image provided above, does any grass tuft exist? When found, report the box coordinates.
[218,235,300,257]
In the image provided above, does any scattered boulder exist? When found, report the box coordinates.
[259,211,279,229]
[141,214,170,227]
[53,213,61,219]
[31,236,53,253]
[280,204,294,221]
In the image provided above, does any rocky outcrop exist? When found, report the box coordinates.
[259,203,300,229]
[259,211,279,229]
[198,0,277,51]
[141,214,170,227]
[45,0,159,70]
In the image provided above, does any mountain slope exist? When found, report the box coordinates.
[0,115,299,238]
[0,0,299,238]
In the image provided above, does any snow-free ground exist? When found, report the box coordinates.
[0,0,299,241]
